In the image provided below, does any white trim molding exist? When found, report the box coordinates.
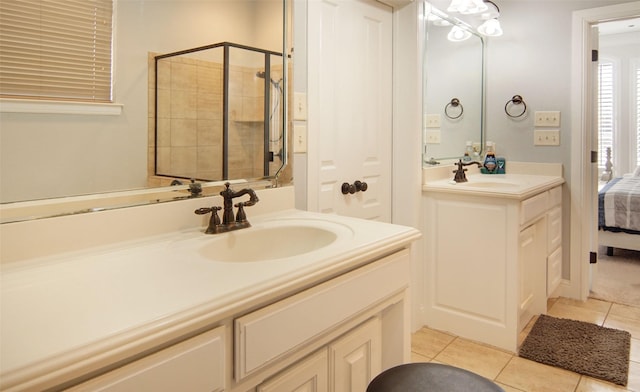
[569,1,640,301]
[0,98,123,116]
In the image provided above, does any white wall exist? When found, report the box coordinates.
[0,1,281,203]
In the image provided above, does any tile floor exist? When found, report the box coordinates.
[411,297,640,391]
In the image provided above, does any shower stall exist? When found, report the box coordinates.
[153,42,284,182]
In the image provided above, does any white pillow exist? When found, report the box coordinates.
[634,166,640,177]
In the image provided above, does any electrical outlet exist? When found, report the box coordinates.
[534,111,561,127]
[425,114,441,128]
[534,129,560,146]
[426,130,441,144]
[293,124,307,153]
[293,93,307,121]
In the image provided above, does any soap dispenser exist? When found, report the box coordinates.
[462,141,473,162]
[483,141,497,173]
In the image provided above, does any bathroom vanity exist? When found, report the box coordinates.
[0,187,420,391]
[422,164,564,352]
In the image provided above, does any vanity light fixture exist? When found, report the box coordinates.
[444,0,504,38]
[477,1,503,36]
[447,0,488,15]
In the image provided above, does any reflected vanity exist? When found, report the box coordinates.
[0,0,292,223]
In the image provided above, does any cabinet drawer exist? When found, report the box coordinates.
[235,250,410,381]
[520,191,549,227]
[69,327,225,392]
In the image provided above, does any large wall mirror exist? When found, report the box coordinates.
[0,0,291,222]
[422,2,485,163]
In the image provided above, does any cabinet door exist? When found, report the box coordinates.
[518,220,547,330]
[548,206,562,252]
[329,317,381,392]
[258,349,328,392]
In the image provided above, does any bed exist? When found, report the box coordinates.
[598,166,640,255]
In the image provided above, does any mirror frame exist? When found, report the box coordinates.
[0,0,292,224]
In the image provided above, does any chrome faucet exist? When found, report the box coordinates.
[452,159,482,183]
[194,182,259,234]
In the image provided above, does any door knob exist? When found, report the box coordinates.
[341,181,368,195]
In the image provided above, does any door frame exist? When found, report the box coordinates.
[570,1,640,301]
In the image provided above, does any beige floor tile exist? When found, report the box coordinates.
[626,360,640,392]
[554,297,613,313]
[433,338,513,380]
[410,327,455,359]
[630,339,640,363]
[576,376,630,391]
[410,351,431,363]
[548,301,608,325]
[604,314,640,339]
[496,356,581,392]
[496,382,526,392]
[611,304,640,322]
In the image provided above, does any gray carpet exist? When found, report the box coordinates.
[519,314,631,386]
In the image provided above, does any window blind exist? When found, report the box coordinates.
[597,61,614,169]
[0,0,113,102]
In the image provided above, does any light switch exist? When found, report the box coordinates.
[293,93,307,121]
[293,124,307,153]
[534,129,560,146]
[425,114,441,128]
[534,111,561,127]
[426,130,441,144]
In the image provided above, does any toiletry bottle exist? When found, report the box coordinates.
[483,141,497,173]
[462,141,473,162]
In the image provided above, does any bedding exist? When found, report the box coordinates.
[598,176,640,235]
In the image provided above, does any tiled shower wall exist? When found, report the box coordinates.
[148,52,282,187]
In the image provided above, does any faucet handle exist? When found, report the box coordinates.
[195,206,222,215]
[235,202,247,222]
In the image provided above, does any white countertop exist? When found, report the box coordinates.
[423,173,565,200]
[0,209,420,390]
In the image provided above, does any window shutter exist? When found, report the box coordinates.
[0,0,113,102]
[597,61,614,169]
[636,64,640,167]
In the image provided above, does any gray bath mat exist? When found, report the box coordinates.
[519,314,631,386]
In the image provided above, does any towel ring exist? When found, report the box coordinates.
[445,98,463,119]
[505,95,527,118]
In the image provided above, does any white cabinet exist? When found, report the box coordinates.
[68,327,225,392]
[424,185,562,352]
[257,316,382,392]
[257,350,329,392]
[330,317,381,392]
[61,248,412,392]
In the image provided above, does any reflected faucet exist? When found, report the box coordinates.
[452,159,482,183]
[195,182,259,234]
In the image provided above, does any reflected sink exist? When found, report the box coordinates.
[197,221,351,262]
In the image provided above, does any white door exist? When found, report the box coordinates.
[307,0,393,222]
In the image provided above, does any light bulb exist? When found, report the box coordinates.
[448,26,472,42]
[459,0,488,14]
[478,18,503,36]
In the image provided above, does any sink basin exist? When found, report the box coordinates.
[457,181,521,189]
[197,220,351,262]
